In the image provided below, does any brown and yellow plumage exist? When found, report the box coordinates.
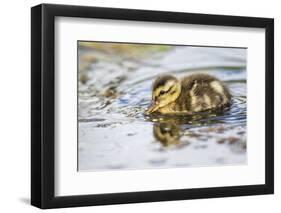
[145,73,231,115]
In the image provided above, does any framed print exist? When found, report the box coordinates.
[31,3,274,209]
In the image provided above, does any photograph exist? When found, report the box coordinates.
[30,3,274,209]
[78,41,247,171]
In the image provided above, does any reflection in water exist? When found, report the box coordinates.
[152,112,246,155]
[153,122,180,146]
[78,44,247,171]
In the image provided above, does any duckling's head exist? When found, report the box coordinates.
[145,75,181,114]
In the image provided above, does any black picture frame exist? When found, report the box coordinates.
[31,3,274,209]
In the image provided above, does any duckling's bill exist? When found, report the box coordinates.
[145,101,159,114]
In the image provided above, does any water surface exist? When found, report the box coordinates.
[78,44,247,171]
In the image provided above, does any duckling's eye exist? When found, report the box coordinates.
[159,90,165,96]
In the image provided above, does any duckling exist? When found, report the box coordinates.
[145,73,231,115]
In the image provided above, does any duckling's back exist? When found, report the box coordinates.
[177,73,231,112]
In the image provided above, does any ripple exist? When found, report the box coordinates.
[79,78,247,130]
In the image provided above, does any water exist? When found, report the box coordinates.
[78,44,247,171]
